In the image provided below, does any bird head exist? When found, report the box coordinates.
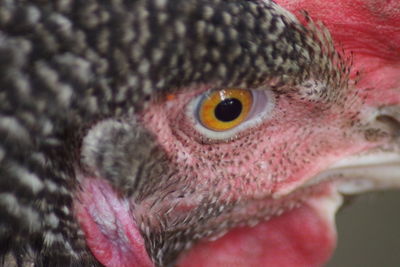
[73,0,400,266]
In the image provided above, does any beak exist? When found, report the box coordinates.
[280,105,400,267]
[322,106,400,266]
[307,106,400,196]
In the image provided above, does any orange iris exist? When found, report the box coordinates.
[199,89,252,131]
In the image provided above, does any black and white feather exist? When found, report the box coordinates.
[0,0,346,266]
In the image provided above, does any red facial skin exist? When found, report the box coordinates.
[75,1,400,266]
[276,0,400,106]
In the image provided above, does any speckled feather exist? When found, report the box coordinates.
[0,0,348,266]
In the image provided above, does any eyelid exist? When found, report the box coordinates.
[186,88,275,140]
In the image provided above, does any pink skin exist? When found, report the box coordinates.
[74,0,400,266]
[75,177,154,267]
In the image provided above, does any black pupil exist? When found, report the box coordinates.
[214,98,243,122]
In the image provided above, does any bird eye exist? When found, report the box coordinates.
[187,88,275,140]
[199,89,252,131]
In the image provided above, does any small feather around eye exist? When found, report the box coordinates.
[186,88,275,140]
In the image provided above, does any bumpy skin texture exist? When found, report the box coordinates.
[0,0,396,266]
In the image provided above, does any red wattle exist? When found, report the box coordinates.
[177,190,341,267]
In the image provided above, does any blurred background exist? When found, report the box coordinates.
[327,191,400,267]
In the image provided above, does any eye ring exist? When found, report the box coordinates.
[187,87,275,140]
